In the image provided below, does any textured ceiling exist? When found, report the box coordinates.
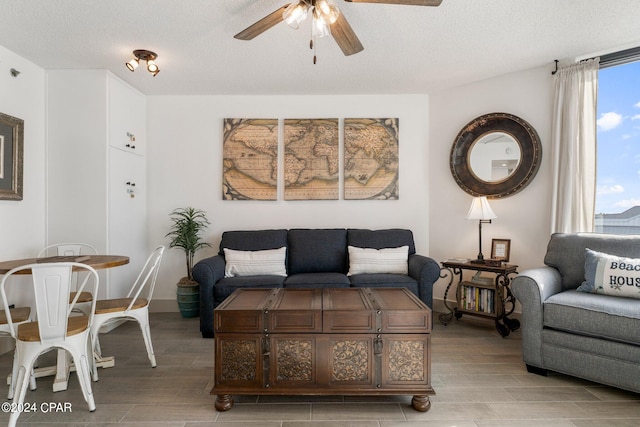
[1,0,639,95]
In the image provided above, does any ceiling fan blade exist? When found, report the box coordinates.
[234,5,289,40]
[344,0,443,6]
[330,12,364,56]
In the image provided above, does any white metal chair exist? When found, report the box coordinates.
[90,246,165,381]
[0,262,99,427]
[0,304,34,399]
[38,243,99,313]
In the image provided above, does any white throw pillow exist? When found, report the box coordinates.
[223,247,287,277]
[577,248,640,300]
[347,245,409,276]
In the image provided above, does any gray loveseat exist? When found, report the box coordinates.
[512,232,640,394]
[193,228,440,338]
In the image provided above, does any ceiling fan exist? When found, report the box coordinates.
[234,0,443,62]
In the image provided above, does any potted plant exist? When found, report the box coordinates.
[166,207,211,318]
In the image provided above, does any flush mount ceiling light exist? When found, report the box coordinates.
[125,49,160,76]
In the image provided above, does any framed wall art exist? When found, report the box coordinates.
[344,118,399,200]
[222,118,278,201]
[0,112,24,201]
[284,118,339,200]
[491,238,511,262]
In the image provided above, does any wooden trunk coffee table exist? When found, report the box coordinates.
[212,287,434,412]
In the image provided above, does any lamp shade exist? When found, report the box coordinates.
[312,14,331,37]
[283,1,309,29]
[466,196,497,220]
[125,58,139,72]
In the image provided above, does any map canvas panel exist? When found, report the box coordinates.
[284,118,339,200]
[344,118,399,200]
[223,119,278,201]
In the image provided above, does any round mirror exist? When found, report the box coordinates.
[450,113,541,198]
[468,132,522,182]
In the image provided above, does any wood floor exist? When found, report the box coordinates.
[1,312,639,426]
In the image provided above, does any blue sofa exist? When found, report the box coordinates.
[193,228,440,338]
[512,232,640,394]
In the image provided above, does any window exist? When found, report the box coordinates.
[594,50,640,234]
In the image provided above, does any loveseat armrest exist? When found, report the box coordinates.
[511,266,563,368]
[193,255,226,338]
[408,254,440,309]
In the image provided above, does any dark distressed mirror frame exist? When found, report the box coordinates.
[450,112,542,199]
[0,112,24,201]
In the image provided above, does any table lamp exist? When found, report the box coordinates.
[466,196,497,264]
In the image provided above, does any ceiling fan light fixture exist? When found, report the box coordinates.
[316,0,340,24]
[312,13,331,37]
[283,1,309,29]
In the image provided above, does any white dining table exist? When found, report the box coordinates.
[0,255,129,392]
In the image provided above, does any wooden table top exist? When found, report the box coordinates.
[0,255,129,274]
[441,259,518,274]
[215,287,431,335]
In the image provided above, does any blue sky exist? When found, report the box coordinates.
[596,60,640,214]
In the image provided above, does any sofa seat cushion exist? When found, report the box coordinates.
[349,273,418,295]
[284,273,350,288]
[215,275,285,302]
[544,290,640,346]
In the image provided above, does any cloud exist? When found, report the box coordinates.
[635,101,640,108]
[632,114,640,121]
[597,112,623,131]
[614,198,640,209]
[597,184,624,195]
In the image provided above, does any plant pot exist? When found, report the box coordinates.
[176,279,199,318]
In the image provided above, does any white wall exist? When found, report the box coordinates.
[0,46,45,259]
[0,45,45,351]
[429,65,554,308]
[146,94,431,304]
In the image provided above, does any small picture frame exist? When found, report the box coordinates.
[491,239,511,262]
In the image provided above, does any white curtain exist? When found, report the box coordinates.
[550,58,599,233]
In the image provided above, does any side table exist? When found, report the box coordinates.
[438,260,520,337]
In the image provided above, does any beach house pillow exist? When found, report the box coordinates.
[577,248,640,299]
[223,247,287,277]
[347,245,409,276]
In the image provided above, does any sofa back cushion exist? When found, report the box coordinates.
[287,229,348,274]
[545,232,640,290]
[347,229,416,255]
[219,229,288,255]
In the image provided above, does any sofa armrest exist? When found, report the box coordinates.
[192,255,226,338]
[408,254,440,309]
[511,266,563,368]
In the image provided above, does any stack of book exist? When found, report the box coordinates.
[459,281,495,314]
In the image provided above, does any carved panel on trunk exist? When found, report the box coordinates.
[276,339,313,381]
[331,339,369,382]
[221,339,257,382]
[388,339,424,382]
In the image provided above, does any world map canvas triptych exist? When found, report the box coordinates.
[223,118,399,201]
